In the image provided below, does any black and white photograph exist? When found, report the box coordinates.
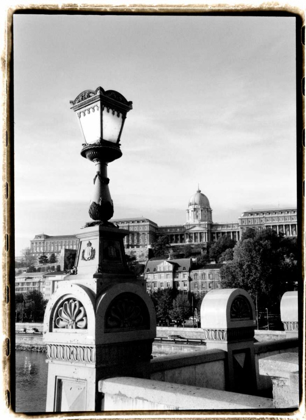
[10,9,302,415]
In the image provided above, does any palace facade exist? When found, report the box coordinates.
[29,234,79,264]
[27,189,297,262]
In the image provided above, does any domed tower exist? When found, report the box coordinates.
[186,188,213,224]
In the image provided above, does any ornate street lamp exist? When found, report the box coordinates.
[70,86,133,223]
[43,86,156,412]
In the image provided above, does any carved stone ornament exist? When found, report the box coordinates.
[230,296,252,320]
[202,327,254,341]
[54,298,87,329]
[105,292,150,331]
[202,329,227,341]
[47,344,95,363]
[81,241,96,261]
[283,321,298,331]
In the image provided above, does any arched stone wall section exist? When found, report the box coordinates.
[95,282,156,345]
[43,283,96,345]
[201,288,255,337]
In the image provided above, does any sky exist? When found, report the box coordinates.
[13,13,297,256]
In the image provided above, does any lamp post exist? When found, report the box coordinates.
[70,86,132,223]
[43,86,156,412]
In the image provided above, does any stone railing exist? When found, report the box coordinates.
[99,377,273,411]
[150,349,226,390]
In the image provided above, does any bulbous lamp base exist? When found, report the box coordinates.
[89,201,114,222]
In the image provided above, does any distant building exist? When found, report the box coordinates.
[112,217,158,260]
[145,258,191,293]
[26,190,297,264]
[239,208,297,236]
[189,264,222,297]
[144,258,221,296]
[15,272,45,297]
[30,234,79,264]
[15,271,70,300]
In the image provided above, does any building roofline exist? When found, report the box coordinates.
[32,234,78,240]
[240,208,297,214]
[112,217,158,225]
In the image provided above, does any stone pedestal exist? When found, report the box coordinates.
[280,291,298,339]
[43,224,156,412]
[200,288,257,394]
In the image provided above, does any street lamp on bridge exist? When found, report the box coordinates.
[70,86,133,223]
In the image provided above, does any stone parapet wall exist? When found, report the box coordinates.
[99,377,273,410]
[254,338,299,394]
[157,326,286,342]
[149,349,226,390]
[153,341,206,355]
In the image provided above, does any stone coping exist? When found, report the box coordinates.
[149,349,226,373]
[259,352,299,379]
[99,377,273,410]
[254,338,299,355]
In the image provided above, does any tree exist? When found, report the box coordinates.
[220,228,298,311]
[39,255,48,265]
[195,253,210,267]
[156,289,177,325]
[169,293,191,325]
[20,247,36,268]
[15,293,25,322]
[151,235,171,258]
[209,235,236,263]
[24,290,47,322]
[218,248,234,263]
[49,253,57,264]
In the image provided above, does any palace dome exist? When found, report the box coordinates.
[188,189,210,208]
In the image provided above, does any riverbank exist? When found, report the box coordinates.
[16,344,46,352]
[16,333,46,352]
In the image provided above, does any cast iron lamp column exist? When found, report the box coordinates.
[70,86,133,223]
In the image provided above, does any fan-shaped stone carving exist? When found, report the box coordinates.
[55,298,87,329]
[230,296,252,320]
[105,292,150,331]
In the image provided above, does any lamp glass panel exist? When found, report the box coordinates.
[78,104,101,144]
[102,108,123,143]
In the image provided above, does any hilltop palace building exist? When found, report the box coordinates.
[29,189,297,262]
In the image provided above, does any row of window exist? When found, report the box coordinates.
[241,219,296,225]
[32,244,78,252]
[242,211,296,217]
[147,280,220,290]
[192,272,219,280]
[16,281,41,286]
[147,272,218,281]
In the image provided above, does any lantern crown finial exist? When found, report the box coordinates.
[70,86,133,111]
